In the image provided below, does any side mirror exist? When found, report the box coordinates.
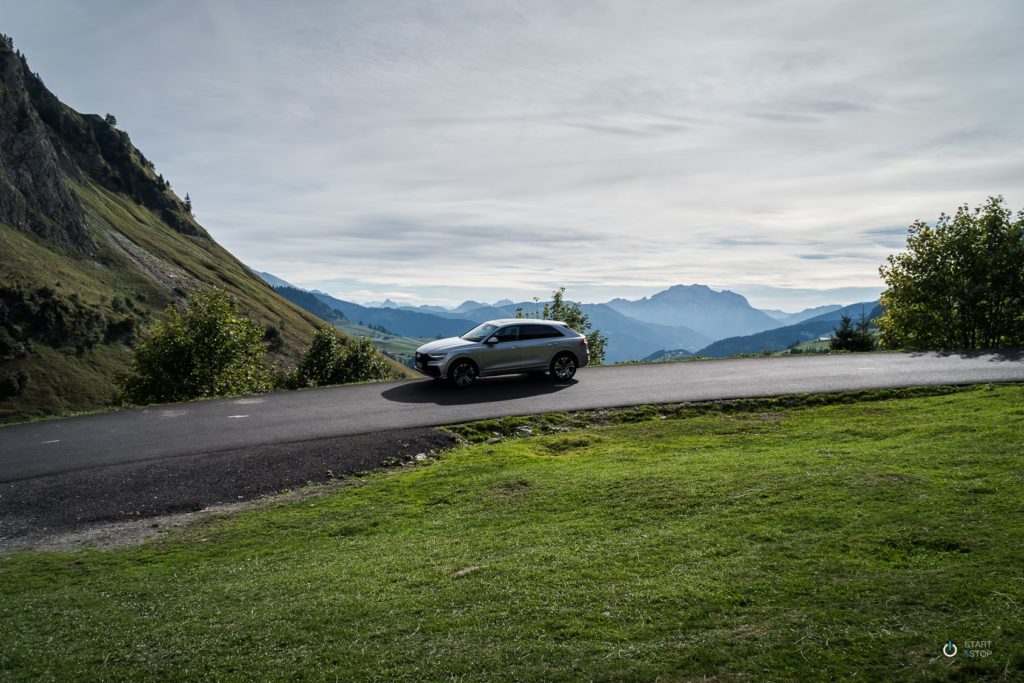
[483,337,499,345]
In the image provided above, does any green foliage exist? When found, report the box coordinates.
[0,370,29,399]
[830,313,876,352]
[878,196,1024,349]
[292,328,392,388]
[119,289,270,404]
[103,113,117,127]
[262,323,284,353]
[294,328,344,387]
[516,287,608,364]
[334,335,392,383]
[0,283,108,353]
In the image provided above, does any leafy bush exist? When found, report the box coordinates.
[878,196,1024,349]
[105,316,137,344]
[120,289,270,404]
[263,323,285,353]
[292,329,392,388]
[0,370,29,400]
[0,284,106,352]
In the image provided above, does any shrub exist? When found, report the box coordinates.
[0,370,29,400]
[120,289,270,404]
[263,323,285,353]
[831,313,876,352]
[292,329,392,388]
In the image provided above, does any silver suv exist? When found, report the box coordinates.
[415,319,589,387]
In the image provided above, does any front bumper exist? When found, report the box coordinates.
[415,352,443,378]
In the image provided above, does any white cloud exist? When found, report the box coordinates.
[6,0,1023,308]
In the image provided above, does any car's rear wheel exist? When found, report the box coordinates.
[550,353,578,381]
[447,359,478,387]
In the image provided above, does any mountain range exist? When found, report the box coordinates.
[691,301,883,357]
[608,284,782,340]
[0,36,407,422]
[258,274,879,365]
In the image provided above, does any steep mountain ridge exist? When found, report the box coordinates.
[0,35,407,422]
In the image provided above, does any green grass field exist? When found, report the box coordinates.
[2,385,1022,680]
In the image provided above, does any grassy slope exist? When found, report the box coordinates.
[1,179,412,422]
[332,319,429,368]
[1,386,1022,680]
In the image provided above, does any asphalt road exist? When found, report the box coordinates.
[3,350,1023,482]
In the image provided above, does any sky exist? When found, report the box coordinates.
[5,0,1023,311]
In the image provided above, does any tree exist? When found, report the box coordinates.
[830,312,875,352]
[104,113,117,128]
[292,328,391,388]
[516,287,608,364]
[184,193,193,214]
[878,196,1024,350]
[120,289,270,404]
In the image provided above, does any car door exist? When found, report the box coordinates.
[477,325,522,373]
[517,324,559,368]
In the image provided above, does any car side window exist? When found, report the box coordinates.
[521,324,563,340]
[494,326,519,342]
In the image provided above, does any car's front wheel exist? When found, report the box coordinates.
[550,353,578,381]
[447,359,478,387]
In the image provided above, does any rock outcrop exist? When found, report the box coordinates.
[0,35,91,251]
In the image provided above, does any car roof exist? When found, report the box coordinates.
[485,318,568,326]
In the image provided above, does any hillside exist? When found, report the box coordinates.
[608,284,782,341]
[0,36,407,422]
[777,304,843,324]
[694,301,882,357]
[760,304,844,324]
[273,286,348,325]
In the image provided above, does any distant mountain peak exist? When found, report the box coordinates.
[608,283,779,341]
[453,300,486,313]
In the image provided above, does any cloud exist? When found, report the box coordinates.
[4,0,1022,309]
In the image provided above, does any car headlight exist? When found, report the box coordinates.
[427,352,448,360]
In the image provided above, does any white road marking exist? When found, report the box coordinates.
[41,439,60,444]
[227,415,249,419]
[233,398,264,405]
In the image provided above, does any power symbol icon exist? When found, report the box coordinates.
[943,640,958,658]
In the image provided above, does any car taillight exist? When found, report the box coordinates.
[580,337,588,346]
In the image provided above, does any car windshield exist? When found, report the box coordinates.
[460,322,499,342]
